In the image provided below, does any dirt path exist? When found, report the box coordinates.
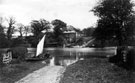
[15,66,65,83]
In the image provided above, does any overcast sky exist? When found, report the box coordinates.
[0,0,134,29]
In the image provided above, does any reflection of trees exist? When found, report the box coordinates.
[54,53,80,66]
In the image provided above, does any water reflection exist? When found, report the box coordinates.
[49,55,81,66]
[49,57,55,66]
[45,47,116,66]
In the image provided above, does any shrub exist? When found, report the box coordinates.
[8,47,28,62]
[11,37,28,47]
[109,46,135,70]
[0,33,11,48]
[0,52,4,67]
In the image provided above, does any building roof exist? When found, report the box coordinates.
[63,31,76,34]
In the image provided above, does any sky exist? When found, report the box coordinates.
[1,0,135,30]
[0,0,100,30]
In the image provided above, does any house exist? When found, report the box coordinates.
[63,25,82,44]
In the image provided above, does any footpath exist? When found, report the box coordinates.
[15,66,65,83]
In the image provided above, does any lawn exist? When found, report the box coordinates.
[0,60,49,83]
[60,58,135,83]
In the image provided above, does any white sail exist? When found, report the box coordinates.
[36,35,46,56]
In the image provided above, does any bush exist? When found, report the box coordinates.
[109,46,135,70]
[11,37,28,47]
[0,52,4,67]
[8,47,28,62]
[0,33,11,48]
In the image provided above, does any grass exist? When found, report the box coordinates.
[60,58,135,83]
[0,59,50,83]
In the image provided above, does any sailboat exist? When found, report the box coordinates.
[26,35,47,61]
[36,35,46,56]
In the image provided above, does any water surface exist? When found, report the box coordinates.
[28,47,116,66]
[0,47,116,66]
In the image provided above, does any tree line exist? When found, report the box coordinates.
[1,17,91,48]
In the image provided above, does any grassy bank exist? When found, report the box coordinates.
[0,60,49,83]
[60,58,135,83]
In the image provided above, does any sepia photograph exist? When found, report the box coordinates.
[0,0,135,83]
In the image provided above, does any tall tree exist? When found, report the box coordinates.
[6,17,16,40]
[30,19,50,47]
[0,17,4,34]
[31,19,50,37]
[52,19,67,38]
[0,17,9,48]
[92,0,135,46]
[24,25,31,36]
[51,19,67,46]
[17,23,24,37]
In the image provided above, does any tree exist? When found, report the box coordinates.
[92,0,135,46]
[6,17,16,40]
[0,17,9,48]
[30,19,50,47]
[31,19,50,37]
[0,17,4,34]
[52,19,67,38]
[17,23,24,37]
[83,27,95,37]
[24,26,31,36]
[51,19,67,46]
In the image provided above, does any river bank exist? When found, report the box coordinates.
[0,60,49,83]
[60,58,135,83]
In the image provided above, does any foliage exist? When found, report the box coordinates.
[25,34,45,47]
[24,26,31,36]
[83,27,95,37]
[0,52,4,67]
[0,24,10,48]
[0,23,4,33]
[16,23,25,37]
[52,19,67,38]
[31,19,50,37]
[45,32,55,43]
[0,33,10,48]
[9,46,28,61]
[6,17,16,40]
[52,19,67,46]
[30,19,50,47]
[25,36,38,47]
[92,0,135,46]
[11,37,28,47]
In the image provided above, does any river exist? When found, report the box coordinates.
[27,47,116,66]
[0,47,116,66]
